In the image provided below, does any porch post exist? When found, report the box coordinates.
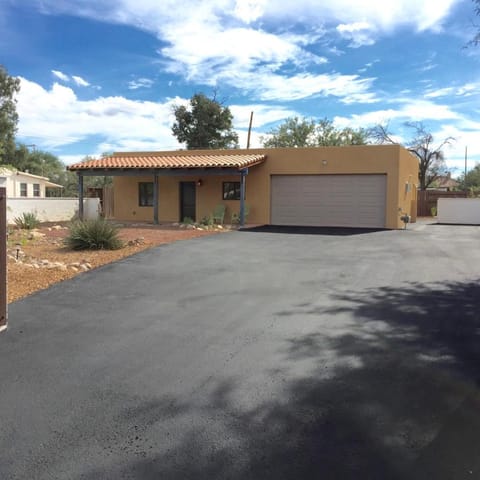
[78,172,84,221]
[239,168,248,227]
[153,172,159,225]
[0,186,7,332]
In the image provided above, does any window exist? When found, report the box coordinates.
[138,182,154,206]
[20,183,27,197]
[222,182,242,200]
[33,184,40,197]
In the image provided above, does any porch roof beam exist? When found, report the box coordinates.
[71,168,242,177]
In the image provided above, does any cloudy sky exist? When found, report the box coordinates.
[1,0,480,173]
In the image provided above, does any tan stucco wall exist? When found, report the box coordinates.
[113,145,419,229]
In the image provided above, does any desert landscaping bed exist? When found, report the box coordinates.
[7,222,227,303]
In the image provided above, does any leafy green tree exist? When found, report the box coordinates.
[261,117,368,148]
[458,163,480,196]
[261,117,316,147]
[315,118,368,146]
[172,93,239,149]
[0,65,20,163]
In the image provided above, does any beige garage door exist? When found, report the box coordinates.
[271,174,386,228]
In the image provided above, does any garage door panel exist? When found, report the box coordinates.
[271,175,386,228]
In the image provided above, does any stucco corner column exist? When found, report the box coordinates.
[239,168,248,227]
[78,172,84,221]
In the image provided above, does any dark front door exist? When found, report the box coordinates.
[180,182,196,222]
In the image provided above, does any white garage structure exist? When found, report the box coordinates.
[271,174,387,228]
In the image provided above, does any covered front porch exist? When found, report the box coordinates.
[68,152,266,226]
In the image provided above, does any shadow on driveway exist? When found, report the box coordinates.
[81,278,480,480]
[241,225,386,236]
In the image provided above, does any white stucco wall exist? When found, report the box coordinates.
[437,198,480,225]
[7,198,100,224]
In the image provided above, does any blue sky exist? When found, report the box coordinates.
[1,0,480,174]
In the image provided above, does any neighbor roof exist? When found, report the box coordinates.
[68,152,266,171]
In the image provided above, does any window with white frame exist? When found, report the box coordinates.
[20,183,27,197]
[33,183,40,197]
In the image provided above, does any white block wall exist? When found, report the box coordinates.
[437,198,480,225]
[7,198,100,224]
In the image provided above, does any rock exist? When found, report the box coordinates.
[84,262,92,269]
[217,225,224,229]
[28,231,46,239]
[70,266,78,272]
[52,225,62,230]
[69,262,81,268]
[41,259,50,265]
[197,227,204,231]
[47,227,52,232]
[32,264,40,269]
[172,222,180,227]
[186,224,195,230]
[80,264,89,272]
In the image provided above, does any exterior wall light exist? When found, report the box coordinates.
[196,179,203,187]
[322,160,328,165]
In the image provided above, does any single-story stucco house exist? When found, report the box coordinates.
[68,145,418,229]
[0,167,63,198]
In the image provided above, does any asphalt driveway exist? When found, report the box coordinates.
[1,222,480,479]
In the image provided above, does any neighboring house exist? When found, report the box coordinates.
[0,168,63,198]
[68,145,419,229]
[428,173,460,191]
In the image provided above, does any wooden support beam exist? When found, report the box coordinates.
[153,174,159,225]
[0,187,7,332]
[78,173,84,220]
[239,169,248,227]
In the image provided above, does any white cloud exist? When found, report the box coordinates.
[128,78,154,90]
[336,22,376,48]
[233,0,267,23]
[425,82,480,98]
[72,75,90,87]
[51,70,69,82]
[29,0,461,104]
[16,77,183,152]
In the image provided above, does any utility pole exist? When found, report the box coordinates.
[465,146,468,187]
[246,111,254,149]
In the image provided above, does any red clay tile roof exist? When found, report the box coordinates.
[68,152,266,170]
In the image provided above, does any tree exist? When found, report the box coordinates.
[261,117,316,148]
[172,93,238,149]
[0,65,20,163]
[369,121,454,190]
[261,117,368,148]
[458,163,480,196]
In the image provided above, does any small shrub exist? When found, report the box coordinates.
[14,212,40,230]
[182,217,194,225]
[200,214,214,227]
[65,219,123,250]
[430,206,437,217]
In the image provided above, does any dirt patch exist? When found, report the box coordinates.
[7,222,228,303]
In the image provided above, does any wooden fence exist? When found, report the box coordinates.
[417,190,467,217]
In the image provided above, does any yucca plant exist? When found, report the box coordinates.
[14,212,40,230]
[65,219,123,250]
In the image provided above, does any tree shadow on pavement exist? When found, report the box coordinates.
[81,279,480,480]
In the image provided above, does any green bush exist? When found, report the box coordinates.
[65,219,123,250]
[200,214,214,227]
[182,217,195,225]
[14,212,40,230]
